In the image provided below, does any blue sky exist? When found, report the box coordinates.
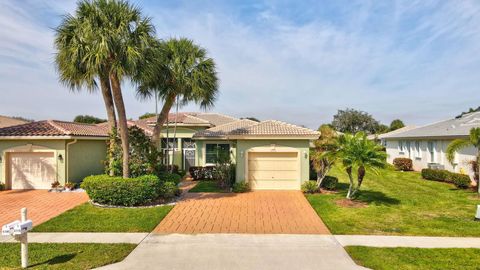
[1,0,479,128]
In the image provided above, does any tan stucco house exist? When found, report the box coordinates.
[0,115,29,128]
[0,113,319,191]
[383,112,480,179]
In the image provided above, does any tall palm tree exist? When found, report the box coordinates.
[336,132,386,199]
[136,38,218,145]
[56,0,156,178]
[55,14,117,175]
[446,127,480,193]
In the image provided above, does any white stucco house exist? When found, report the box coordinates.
[383,112,480,178]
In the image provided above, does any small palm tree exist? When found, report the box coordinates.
[56,0,156,178]
[446,127,480,193]
[336,132,387,199]
[136,38,219,145]
[311,125,338,190]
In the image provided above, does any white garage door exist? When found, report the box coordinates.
[8,152,56,189]
[248,152,300,190]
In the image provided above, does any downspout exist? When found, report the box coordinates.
[66,139,78,184]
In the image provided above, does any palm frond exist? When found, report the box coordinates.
[446,139,471,164]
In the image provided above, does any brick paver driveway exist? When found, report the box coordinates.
[0,190,88,226]
[155,191,330,234]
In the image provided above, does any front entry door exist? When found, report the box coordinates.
[184,149,195,171]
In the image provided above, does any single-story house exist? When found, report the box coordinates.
[0,120,108,189]
[0,113,319,191]
[383,112,480,178]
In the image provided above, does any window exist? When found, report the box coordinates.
[182,138,196,149]
[205,143,230,164]
[414,141,421,158]
[161,138,178,149]
[399,141,404,153]
[427,141,436,163]
[406,141,411,157]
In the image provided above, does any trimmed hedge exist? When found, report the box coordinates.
[421,169,471,189]
[81,175,162,206]
[393,158,413,171]
[158,172,182,185]
[321,176,338,190]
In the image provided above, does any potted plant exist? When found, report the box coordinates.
[65,182,76,191]
[51,181,64,192]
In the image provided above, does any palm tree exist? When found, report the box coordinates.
[136,38,219,146]
[56,0,156,178]
[311,125,338,190]
[336,132,387,199]
[54,14,117,175]
[446,127,480,193]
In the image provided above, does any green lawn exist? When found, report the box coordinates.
[33,203,173,232]
[346,246,480,270]
[306,166,480,236]
[0,243,135,270]
[189,181,229,193]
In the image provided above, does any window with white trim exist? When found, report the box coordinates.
[414,141,421,158]
[427,141,436,163]
[399,140,405,153]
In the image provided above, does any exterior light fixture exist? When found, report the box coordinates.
[240,151,244,158]
[303,150,308,159]
[58,154,63,161]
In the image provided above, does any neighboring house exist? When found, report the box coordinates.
[0,120,108,189]
[376,126,417,146]
[383,112,480,177]
[0,115,29,128]
[0,113,319,191]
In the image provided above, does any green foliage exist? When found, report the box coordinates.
[311,125,338,182]
[421,169,471,189]
[302,181,319,194]
[189,181,227,193]
[159,181,179,199]
[73,115,106,124]
[321,176,338,190]
[456,106,480,118]
[0,183,4,191]
[389,119,405,131]
[81,174,162,206]
[233,182,250,193]
[158,172,182,185]
[214,158,236,189]
[139,112,156,119]
[331,108,383,134]
[393,158,413,171]
[106,126,163,178]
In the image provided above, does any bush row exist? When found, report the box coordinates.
[393,158,413,171]
[81,174,181,206]
[421,169,471,189]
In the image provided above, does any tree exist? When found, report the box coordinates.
[57,0,156,178]
[311,125,338,190]
[331,108,381,134]
[139,113,156,119]
[446,127,480,193]
[136,38,219,146]
[335,132,387,199]
[73,115,107,124]
[456,106,480,118]
[389,119,405,131]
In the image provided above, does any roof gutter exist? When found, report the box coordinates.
[65,139,78,184]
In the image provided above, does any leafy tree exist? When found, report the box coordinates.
[56,0,156,178]
[311,125,338,190]
[139,113,156,119]
[73,115,106,124]
[331,108,381,134]
[335,132,387,199]
[446,127,480,193]
[136,38,219,145]
[456,106,480,118]
[389,119,405,131]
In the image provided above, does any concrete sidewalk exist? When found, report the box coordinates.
[96,234,365,270]
[335,235,480,248]
[0,232,148,244]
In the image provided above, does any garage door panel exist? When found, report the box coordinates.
[247,151,300,190]
[8,152,56,189]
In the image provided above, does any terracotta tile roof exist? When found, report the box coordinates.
[140,112,238,127]
[0,120,109,137]
[0,115,29,128]
[194,120,319,138]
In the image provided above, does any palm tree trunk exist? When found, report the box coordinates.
[171,96,180,173]
[99,72,116,176]
[351,165,366,198]
[152,93,176,145]
[109,73,130,178]
[346,166,355,199]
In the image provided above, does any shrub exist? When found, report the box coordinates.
[421,169,471,189]
[309,160,317,180]
[393,158,413,171]
[232,182,250,193]
[189,166,216,180]
[177,170,187,177]
[166,165,179,174]
[301,181,318,194]
[450,173,471,189]
[81,174,161,206]
[321,176,338,190]
[0,183,5,191]
[158,172,182,185]
[159,181,179,199]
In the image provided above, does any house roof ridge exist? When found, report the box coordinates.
[47,120,72,135]
[198,112,238,120]
[184,114,211,124]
